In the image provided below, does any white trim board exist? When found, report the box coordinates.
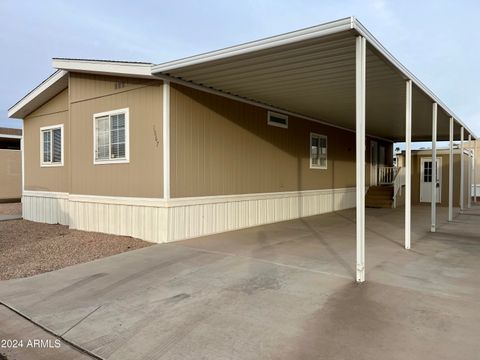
[52,58,155,79]
[0,134,22,139]
[21,121,25,195]
[67,187,355,207]
[23,190,69,198]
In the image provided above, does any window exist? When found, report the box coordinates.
[93,108,129,164]
[267,111,288,128]
[310,133,327,169]
[422,159,439,183]
[423,161,432,183]
[40,125,63,166]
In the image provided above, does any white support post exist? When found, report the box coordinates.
[460,127,464,211]
[431,103,437,232]
[355,35,366,283]
[163,80,171,200]
[448,117,454,221]
[21,120,25,196]
[405,80,412,249]
[468,134,472,208]
[474,142,477,204]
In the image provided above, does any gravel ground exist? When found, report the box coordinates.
[0,202,21,216]
[0,220,152,281]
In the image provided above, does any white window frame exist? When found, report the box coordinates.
[40,124,64,167]
[93,108,130,165]
[310,132,327,170]
[267,111,288,129]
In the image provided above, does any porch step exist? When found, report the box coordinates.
[366,185,394,208]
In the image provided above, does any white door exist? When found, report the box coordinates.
[370,141,378,186]
[420,157,442,203]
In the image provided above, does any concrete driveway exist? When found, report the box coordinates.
[1,206,479,360]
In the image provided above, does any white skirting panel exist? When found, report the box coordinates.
[22,191,69,225]
[68,196,168,243]
[167,188,356,241]
[22,188,356,243]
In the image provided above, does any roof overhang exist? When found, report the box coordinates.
[8,70,68,119]
[0,134,22,139]
[52,58,155,79]
[8,16,476,141]
[8,59,156,119]
[152,16,476,141]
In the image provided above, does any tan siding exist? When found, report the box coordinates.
[70,73,160,104]
[474,140,480,184]
[170,83,388,197]
[28,89,68,118]
[462,153,469,205]
[0,150,21,199]
[69,73,164,197]
[24,89,69,192]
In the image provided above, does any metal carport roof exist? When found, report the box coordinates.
[152,17,475,142]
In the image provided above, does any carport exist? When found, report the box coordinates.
[151,17,476,282]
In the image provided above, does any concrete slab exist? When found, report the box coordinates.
[0,205,479,359]
[0,304,94,360]
[0,214,22,221]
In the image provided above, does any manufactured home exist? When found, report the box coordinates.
[472,140,480,196]
[8,17,477,282]
[397,148,470,207]
[0,127,22,201]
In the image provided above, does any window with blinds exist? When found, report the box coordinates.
[310,133,327,169]
[40,125,63,166]
[94,109,129,164]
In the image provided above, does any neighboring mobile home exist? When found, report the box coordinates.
[472,140,480,197]
[8,17,476,282]
[397,147,470,207]
[0,128,22,201]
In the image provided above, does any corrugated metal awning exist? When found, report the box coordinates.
[152,17,474,141]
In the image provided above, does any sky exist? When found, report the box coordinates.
[1,0,479,144]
